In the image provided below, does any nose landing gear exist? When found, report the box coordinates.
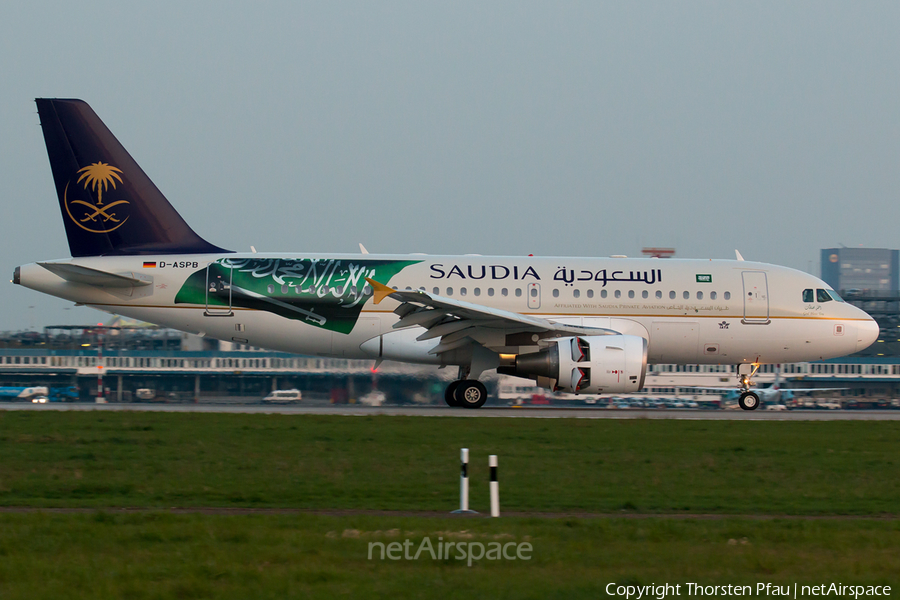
[737,363,761,411]
[738,391,760,410]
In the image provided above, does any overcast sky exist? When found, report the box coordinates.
[1,1,898,331]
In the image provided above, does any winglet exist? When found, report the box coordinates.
[735,249,745,261]
[359,243,370,255]
[366,278,396,305]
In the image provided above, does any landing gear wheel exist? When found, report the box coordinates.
[739,392,760,411]
[454,380,488,409]
[445,381,461,407]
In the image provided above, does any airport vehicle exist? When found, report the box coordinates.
[13,99,879,410]
[49,386,79,402]
[845,399,894,410]
[359,390,386,406]
[262,389,302,404]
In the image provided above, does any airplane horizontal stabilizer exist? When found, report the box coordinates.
[38,262,152,288]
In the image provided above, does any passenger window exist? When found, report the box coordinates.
[488,288,494,297]
[642,290,648,299]
[816,289,832,303]
[587,290,594,298]
[530,288,537,297]
[803,289,814,303]
[656,290,662,299]
[628,290,634,299]
[474,288,481,296]
[724,292,731,300]
[433,287,439,294]
[552,289,559,298]
[669,291,676,299]
[574,289,580,298]
[614,290,621,298]
[683,291,689,300]
[516,289,522,297]
[446,287,453,295]
[461,288,467,296]
[601,290,608,298]
[710,291,717,300]
[697,291,703,300]
[501,288,508,297]
[267,284,274,294]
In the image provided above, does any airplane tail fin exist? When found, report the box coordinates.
[35,98,230,257]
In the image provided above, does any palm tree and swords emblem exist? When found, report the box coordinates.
[63,162,130,233]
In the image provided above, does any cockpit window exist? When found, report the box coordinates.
[802,289,814,303]
[816,288,832,303]
[827,289,844,302]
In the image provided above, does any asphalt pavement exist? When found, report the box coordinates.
[3,402,899,420]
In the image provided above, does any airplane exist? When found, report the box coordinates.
[0,386,49,400]
[13,99,879,410]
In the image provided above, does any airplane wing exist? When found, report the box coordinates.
[366,278,619,356]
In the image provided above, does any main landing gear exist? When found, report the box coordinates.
[445,380,488,409]
[736,364,760,411]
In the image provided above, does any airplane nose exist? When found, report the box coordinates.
[857,319,879,352]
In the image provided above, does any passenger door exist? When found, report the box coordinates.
[742,271,769,324]
[205,264,233,317]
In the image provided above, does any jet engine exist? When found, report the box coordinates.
[498,335,648,394]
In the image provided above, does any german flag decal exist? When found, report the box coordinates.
[143,261,157,268]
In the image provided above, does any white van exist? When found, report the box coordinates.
[263,389,302,404]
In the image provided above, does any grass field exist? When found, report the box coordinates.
[0,512,897,599]
[1,411,898,514]
[0,411,898,597]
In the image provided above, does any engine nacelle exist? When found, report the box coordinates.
[498,335,648,394]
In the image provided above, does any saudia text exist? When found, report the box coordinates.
[429,264,662,287]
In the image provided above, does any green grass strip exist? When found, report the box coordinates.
[0,513,896,599]
[0,412,898,514]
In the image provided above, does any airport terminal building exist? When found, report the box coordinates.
[821,247,899,294]
[0,324,899,408]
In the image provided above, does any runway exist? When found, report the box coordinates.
[3,402,900,420]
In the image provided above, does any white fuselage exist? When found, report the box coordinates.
[16,253,877,368]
